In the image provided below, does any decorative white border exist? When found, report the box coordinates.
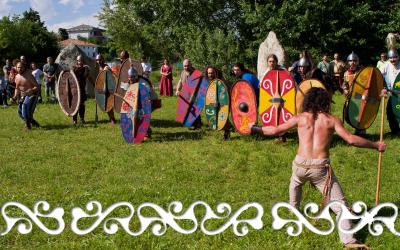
[272,201,400,236]
[0,201,65,235]
[0,201,263,236]
[1,201,400,237]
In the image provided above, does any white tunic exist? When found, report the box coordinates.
[380,61,400,90]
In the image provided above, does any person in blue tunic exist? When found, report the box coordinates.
[232,63,260,104]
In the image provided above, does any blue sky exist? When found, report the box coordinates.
[0,0,103,32]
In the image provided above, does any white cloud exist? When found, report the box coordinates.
[0,0,12,17]
[0,0,27,17]
[29,0,56,22]
[47,13,100,32]
[58,0,83,11]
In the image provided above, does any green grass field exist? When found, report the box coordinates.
[0,93,399,249]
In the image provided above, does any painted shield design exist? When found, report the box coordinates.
[114,58,144,113]
[95,69,116,112]
[231,80,257,135]
[120,81,151,144]
[205,79,230,130]
[390,73,400,125]
[259,70,296,127]
[345,67,384,129]
[296,79,326,114]
[176,69,203,124]
[184,76,209,126]
[57,70,81,117]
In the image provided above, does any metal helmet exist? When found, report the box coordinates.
[388,49,398,58]
[76,55,84,61]
[128,67,138,78]
[298,57,309,67]
[347,52,359,61]
[95,54,103,61]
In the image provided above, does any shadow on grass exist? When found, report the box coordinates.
[227,131,299,143]
[151,118,182,128]
[152,130,204,142]
[40,119,111,130]
[40,124,75,130]
[85,119,113,125]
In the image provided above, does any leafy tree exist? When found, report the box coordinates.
[58,28,69,41]
[0,10,59,65]
[98,0,399,71]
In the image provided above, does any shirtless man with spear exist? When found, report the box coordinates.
[250,87,386,249]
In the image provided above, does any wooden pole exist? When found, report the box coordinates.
[375,96,386,206]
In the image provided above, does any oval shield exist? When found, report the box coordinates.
[114,58,144,113]
[176,69,203,124]
[231,80,257,135]
[120,81,151,144]
[205,79,230,130]
[95,69,116,112]
[184,76,209,126]
[390,73,400,125]
[259,70,296,127]
[56,70,81,116]
[345,67,384,129]
[296,79,326,114]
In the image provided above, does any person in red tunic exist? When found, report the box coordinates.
[159,58,173,96]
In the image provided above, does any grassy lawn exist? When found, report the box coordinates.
[0,92,399,249]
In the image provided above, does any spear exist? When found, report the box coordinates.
[375,95,386,206]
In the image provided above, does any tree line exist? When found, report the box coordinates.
[98,0,400,75]
[0,9,59,66]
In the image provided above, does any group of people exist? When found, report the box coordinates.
[171,50,396,249]
[0,56,59,108]
[3,45,398,249]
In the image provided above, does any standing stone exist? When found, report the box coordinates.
[386,33,398,50]
[56,45,98,97]
[257,31,285,80]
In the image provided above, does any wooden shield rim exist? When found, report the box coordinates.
[295,78,326,113]
[115,58,144,113]
[346,66,383,129]
[206,78,230,130]
[231,79,257,135]
[115,59,130,113]
[56,70,81,117]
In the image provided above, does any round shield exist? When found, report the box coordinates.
[205,79,230,130]
[56,70,81,116]
[114,58,144,113]
[345,67,384,129]
[95,69,116,112]
[231,80,257,135]
[296,79,326,114]
[259,70,296,127]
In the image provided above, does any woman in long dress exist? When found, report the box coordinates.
[159,59,173,96]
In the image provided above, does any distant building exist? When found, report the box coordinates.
[66,24,106,40]
[60,39,99,58]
